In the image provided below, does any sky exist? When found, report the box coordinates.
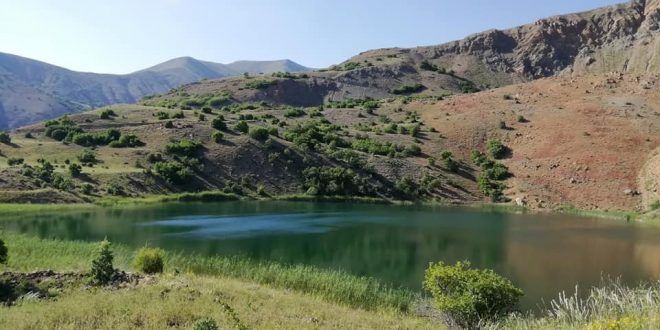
[0,0,624,74]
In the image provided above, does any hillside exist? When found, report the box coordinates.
[0,53,312,129]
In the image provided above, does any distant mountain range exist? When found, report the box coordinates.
[0,53,312,128]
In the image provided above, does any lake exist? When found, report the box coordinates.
[2,201,659,310]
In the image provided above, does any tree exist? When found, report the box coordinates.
[90,239,115,285]
[68,163,82,176]
[0,132,11,144]
[234,120,249,134]
[0,238,7,264]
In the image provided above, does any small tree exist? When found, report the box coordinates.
[211,131,224,143]
[486,139,507,159]
[133,247,165,274]
[0,238,7,264]
[248,127,269,141]
[211,117,227,131]
[90,239,115,285]
[68,163,82,176]
[234,120,249,134]
[424,261,523,327]
[0,132,11,144]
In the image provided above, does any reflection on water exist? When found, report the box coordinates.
[2,201,660,310]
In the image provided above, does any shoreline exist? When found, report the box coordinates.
[0,190,648,222]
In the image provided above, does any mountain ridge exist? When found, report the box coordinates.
[0,52,312,128]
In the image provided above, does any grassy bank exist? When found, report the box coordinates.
[2,232,415,313]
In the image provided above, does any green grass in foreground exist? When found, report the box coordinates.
[2,232,415,312]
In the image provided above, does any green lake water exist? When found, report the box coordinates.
[2,201,660,310]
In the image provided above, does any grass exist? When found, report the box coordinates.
[554,205,637,221]
[0,232,416,313]
[497,280,660,329]
[0,274,435,329]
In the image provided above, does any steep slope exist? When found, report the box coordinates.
[0,53,312,129]
[417,73,660,212]
[349,0,660,87]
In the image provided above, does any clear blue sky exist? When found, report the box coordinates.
[0,0,624,74]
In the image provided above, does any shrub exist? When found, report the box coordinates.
[487,139,507,159]
[444,157,459,172]
[109,134,144,148]
[165,139,202,157]
[484,163,510,180]
[0,239,7,264]
[284,107,306,118]
[245,79,276,90]
[498,120,507,129]
[211,117,227,130]
[396,176,418,197]
[428,157,436,167]
[153,161,193,184]
[248,127,270,141]
[155,111,170,120]
[68,163,82,176]
[80,183,94,194]
[460,81,480,93]
[171,111,185,119]
[471,150,487,166]
[133,247,165,274]
[517,115,527,123]
[211,131,224,143]
[423,261,523,327]
[0,132,11,144]
[404,144,422,157]
[77,150,97,164]
[107,183,125,196]
[99,109,116,119]
[234,120,249,134]
[7,157,23,166]
[391,84,424,95]
[302,166,363,196]
[90,239,115,286]
[193,318,219,330]
[164,120,174,128]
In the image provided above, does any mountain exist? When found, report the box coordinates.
[0,53,312,128]
[145,1,659,109]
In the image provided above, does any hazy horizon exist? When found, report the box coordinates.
[1,0,623,74]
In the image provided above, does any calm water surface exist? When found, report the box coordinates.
[3,201,660,309]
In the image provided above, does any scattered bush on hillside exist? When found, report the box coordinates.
[90,239,115,286]
[284,107,306,118]
[154,111,170,120]
[107,183,125,196]
[283,120,346,150]
[99,109,116,119]
[52,174,74,190]
[153,161,193,185]
[487,139,507,159]
[68,163,82,176]
[245,79,276,90]
[391,84,424,95]
[423,261,523,327]
[211,117,227,131]
[211,131,224,143]
[44,116,81,141]
[460,81,480,93]
[164,121,174,129]
[165,139,202,157]
[248,127,270,141]
[303,166,364,196]
[0,132,11,144]
[109,134,144,148]
[6,158,23,166]
[325,98,378,109]
[133,247,165,274]
[234,120,249,134]
[396,176,419,198]
[78,150,98,164]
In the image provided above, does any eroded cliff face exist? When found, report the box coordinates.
[352,0,660,87]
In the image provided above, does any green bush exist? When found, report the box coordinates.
[78,150,97,164]
[487,139,507,159]
[0,239,7,264]
[164,120,174,128]
[107,183,125,196]
[99,109,116,119]
[234,120,249,134]
[283,120,345,150]
[133,247,165,274]
[193,318,219,330]
[284,107,306,118]
[153,161,193,185]
[211,117,227,130]
[109,134,144,148]
[444,157,459,172]
[248,127,270,141]
[90,239,115,286]
[391,84,424,95]
[211,131,224,143]
[155,111,170,120]
[245,79,276,90]
[423,261,523,327]
[68,163,82,176]
[303,166,364,196]
[165,139,202,157]
[7,157,23,166]
[0,132,11,144]
[395,176,418,197]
